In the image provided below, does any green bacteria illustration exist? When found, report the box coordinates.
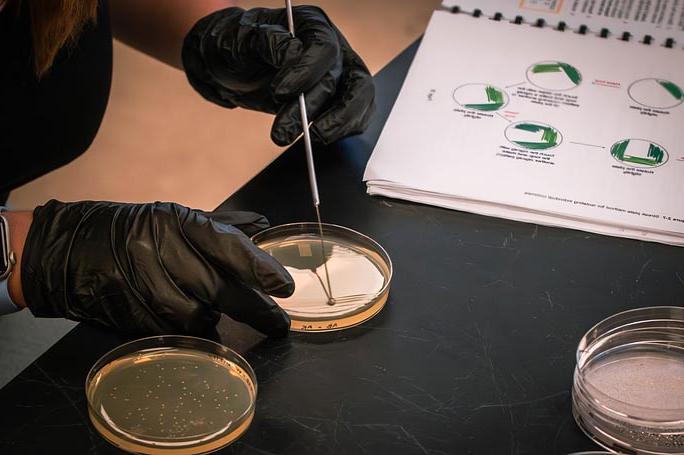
[505,121,562,150]
[526,61,582,91]
[453,83,509,112]
[628,78,684,109]
[610,139,668,168]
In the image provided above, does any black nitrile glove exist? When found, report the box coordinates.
[21,200,294,337]
[182,6,375,146]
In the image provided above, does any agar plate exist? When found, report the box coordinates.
[252,223,392,332]
[572,306,684,455]
[86,336,257,454]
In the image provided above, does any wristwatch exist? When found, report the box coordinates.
[0,208,19,314]
[0,212,16,281]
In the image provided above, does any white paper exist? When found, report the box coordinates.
[368,184,684,246]
[442,0,684,45]
[364,11,684,245]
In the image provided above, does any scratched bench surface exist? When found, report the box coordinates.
[2,41,683,455]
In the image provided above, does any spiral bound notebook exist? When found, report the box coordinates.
[443,0,684,46]
[364,8,684,246]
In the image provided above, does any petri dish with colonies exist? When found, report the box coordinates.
[572,306,684,455]
[86,336,257,454]
[252,223,392,332]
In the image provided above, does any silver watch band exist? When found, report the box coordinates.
[0,206,20,314]
[0,212,15,280]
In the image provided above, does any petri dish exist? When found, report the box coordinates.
[86,336,257,454]
[572,306,684,455]
[252,223,392,332]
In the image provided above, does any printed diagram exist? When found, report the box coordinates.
[453,83,509,111]
[505,121,562,150]
[451,68,673,170]
[526,61,582,91]
[610,139,668,168]
[628,78,684,109]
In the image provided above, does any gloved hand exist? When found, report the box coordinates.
[21,200,294,337]
[182,6,375,146]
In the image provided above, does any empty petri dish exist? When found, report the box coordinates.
[572,306,684,455]
[86,336,257,454]
[252,223,392,332]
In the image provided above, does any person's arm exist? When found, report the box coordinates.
[111,1,375,146]
[4,211,31,309]
[109,0,236,69]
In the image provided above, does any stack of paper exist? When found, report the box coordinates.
[364,11,684,246]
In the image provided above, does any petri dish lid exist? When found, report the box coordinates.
[86,336,257,454]
[252,223,392,332]
[572,306,684,455]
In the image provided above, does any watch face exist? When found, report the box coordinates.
[0,218,8,276]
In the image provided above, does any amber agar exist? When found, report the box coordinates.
[86,336,256,454]
[253,223,392,332]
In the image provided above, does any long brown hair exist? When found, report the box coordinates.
[6,0,98,77]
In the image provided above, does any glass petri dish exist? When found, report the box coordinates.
[572,306,684,455]
[252,223,392,332]
[86,336,257,454]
